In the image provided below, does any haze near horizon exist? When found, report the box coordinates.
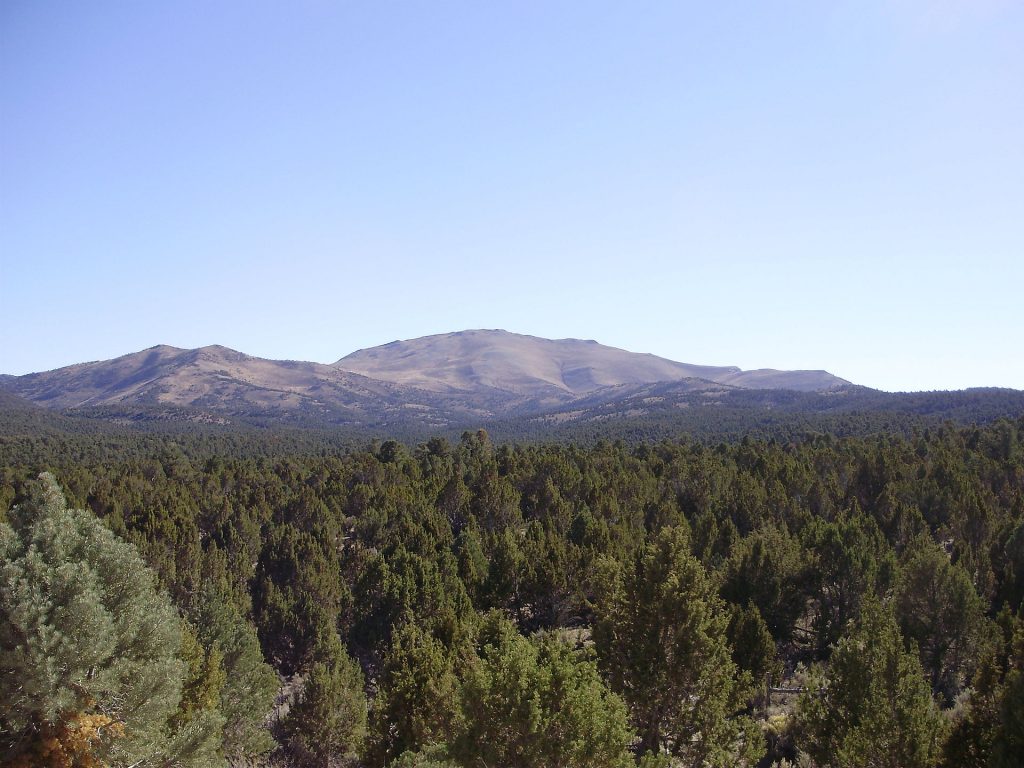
[2,1,1022,392]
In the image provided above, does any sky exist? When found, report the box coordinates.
[1,1,1021,392]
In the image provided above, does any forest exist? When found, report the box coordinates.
[2,418,1023,767]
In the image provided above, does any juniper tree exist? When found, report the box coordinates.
[795,597,945,768]
[188,582,279,762]
[894,536,991,703]
[280,630,367,768]
[593,526,762,766]
[370,620,461,765]
[451,613,634,768]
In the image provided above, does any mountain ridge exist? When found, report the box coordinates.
[335,329,847,395]
[11,330,1016,439]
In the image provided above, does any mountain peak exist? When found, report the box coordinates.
[336,330,847,395]
[1,332,852,430]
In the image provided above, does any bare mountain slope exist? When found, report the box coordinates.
[717,368,848,391]
[336,329,848,395]
[2,331,851,429]
[3,344,472,426]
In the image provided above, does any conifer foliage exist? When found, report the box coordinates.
[1,417,1022,766]
[451,613,634,768]
[593,526,762,765]
[0,473,221,767]
[795,597,946,768]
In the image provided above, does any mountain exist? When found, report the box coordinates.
[336,329,848,396]
[4,331,1020,440]
[1,344,479,428]
[3,332,849,428]
[0,388,39,412]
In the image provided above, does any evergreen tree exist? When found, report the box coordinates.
[991,649,1024,768]
[802,510,895,656]
[189,583,279,762]
[280,631,368,768]
[721,525,807,643]
[391,744,460,768]
[726,602,782,705]
[894,537,991,703]
[796,597,945,768]
[371,621,461,764]
[451,613,633,768]
[0,473,223,767]
[174,620,227,726]
[454,519,488,604]
[942,611,1024,768]
[594,526,762,765]
[253,522,347,674]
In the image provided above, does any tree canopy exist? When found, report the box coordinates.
[1,417,1022,767]
[0,474,222,767]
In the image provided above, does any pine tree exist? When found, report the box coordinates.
[0,473,224,767]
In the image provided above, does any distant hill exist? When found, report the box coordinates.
[0,389,38,411]
[486,383,1024,444]
[2,331,1021,440]
[1,344,474,429]
[336,329,848,396]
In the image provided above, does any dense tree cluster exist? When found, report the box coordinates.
[2,417,1023,766]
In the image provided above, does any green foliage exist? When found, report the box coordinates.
[894,536,992,702]
[796,597,946,768]
[483,526,526,610]
[997,518,1024,612]
[280,632,368,767]
[941,612,1024,767]
[451,613,633,768]
[175,620,227,725]
[2,418,1023,768]
[991,645,1024,768]
[594,526,762,764]
[802,509,896,655]
[942,650,1003,767]
[0,473,224,767]
[371,621,462,764]
[390,744,460,767]
[727,602,783,692]
[721,525,807,643]
[254,522,347,674]
[189,583,279,761]
[454,519,487,603]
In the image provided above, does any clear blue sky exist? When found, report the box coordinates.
[2,1,1021,392]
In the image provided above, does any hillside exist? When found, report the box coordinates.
[3,331,1021,440]
[336,329,848,395]
[1,344,475,428]
[0,332,850,429]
